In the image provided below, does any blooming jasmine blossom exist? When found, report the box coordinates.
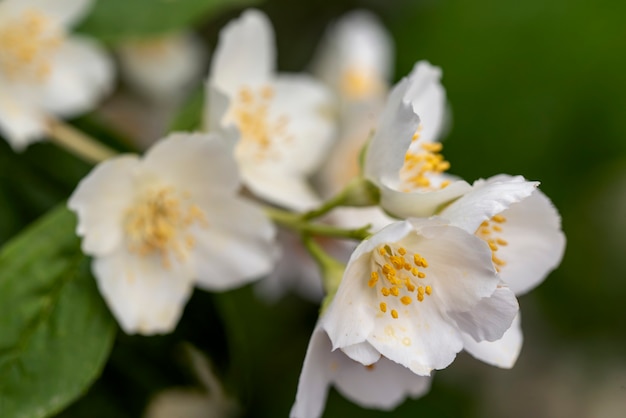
[322,218,518,376]
[440,174,565,367]
[364,61,471,218]
[204,9,335,211]
[0,0,113,150]
[68,133,277,335]
[291,321,430,418]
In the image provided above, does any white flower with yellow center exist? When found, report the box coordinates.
[204,9,335,212]
[68,133,277,335]
[312,10,393,105]
[0,0,113,150]
[439,174,565,368]
[322,218,518,376]
[364,61,472,218]
[290,321,431,418]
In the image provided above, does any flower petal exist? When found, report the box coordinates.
[68,155,139,255]
[406,61,447,143]
[341,341,381,366]
[266,74,335,175]
[379,180,472,218]
[490,188,566,295]
[449,285,518,342]
[39,35,113,117]
[440,175,538,234]
[142,132,240,196]
[1,0,93,27]
[462,313,523,369]
[209,9,274,97]
[0,93,46,150]
[93,248,195,335]
[364,77,420,185]
[191,197,277,291]
[240,164,321,211]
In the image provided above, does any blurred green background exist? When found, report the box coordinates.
[2,0,625,417]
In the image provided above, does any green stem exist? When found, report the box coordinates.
[301,177,380,221]
[265,207,371,241]
[46,118,117,164]
[301,234,345,296]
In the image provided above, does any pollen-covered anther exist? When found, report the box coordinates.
[370,244,434,318]
[232,84,292,161]
[0,9,64,82]
[125,187,208,268]
[399,138,451,192]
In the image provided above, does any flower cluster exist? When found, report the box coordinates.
[0,5,565,418]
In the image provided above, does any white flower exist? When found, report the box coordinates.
[204,9,336,211]
[312,10,393,105]
[68,133,277,335]
[440,174,566,368]
[364,61,471,218]
[0,0,113,150]
[322,218,518,376]
[118,30,205,103]
[291,321,430,418]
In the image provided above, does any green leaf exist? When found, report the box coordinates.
[0,206,116,418]
[78,0,260,43]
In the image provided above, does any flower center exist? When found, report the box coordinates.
[339,67,383,100]
[232,85,292,161]
[124,186,208,268]
[369,244,432,319]
[399,127,451,191]
[476,214,508,272]
[0,9,64,82]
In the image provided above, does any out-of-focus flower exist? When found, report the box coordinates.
[312,10,393,106]
[290,322,430,418]
[364,61,471,218]
[322,218,518,376]
[440,174,565,367]
[144,345,239,418]
[117,30,205,103]
[68,133,277,335]
[0,0,113,150]
[204,9,336,211]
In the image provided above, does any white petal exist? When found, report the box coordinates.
[379,180,472,218]
[341,341,381,366]
[240,164,321,211]
[329,206,396,234]
[265,74,335,175]
[334,356,431,410]
[441,175,538,233]
[209,9,274,97]
[290,326,337,418]
[39,36,113,117]
[449,285,518,342]
[367,298,464,375]
[491,188,566,295]
[0,93,46,150]
[68,155,139,255]
[191,197,277,291]
[322,254,379,349]
[142,132,240,196]
[462,314,523,369]
[118,31,205,102]
[364,77,420,185]
[291,324,430,418]
[406,61,447,143]
[93,249,195,335]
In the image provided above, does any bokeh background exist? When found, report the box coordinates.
[2,0,625,417]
